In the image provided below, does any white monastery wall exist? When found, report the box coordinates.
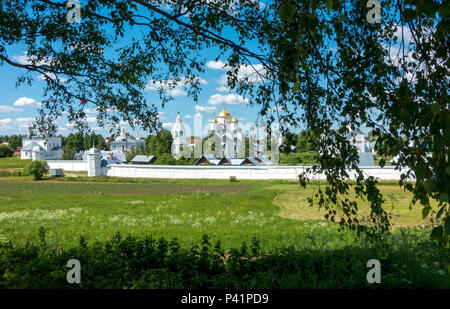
[46,160,88,172]
[103,164,411,181]
[44,159,412,180]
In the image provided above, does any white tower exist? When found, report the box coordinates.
[171,112,187,154]
[87,145,102,176]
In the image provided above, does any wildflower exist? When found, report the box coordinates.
[436,270,445,276]
[400,278,412,284]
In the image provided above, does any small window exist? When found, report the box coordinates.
[179,130,183,136]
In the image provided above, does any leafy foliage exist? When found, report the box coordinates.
[0,135,24,150]
[0,145,14,158]
[146,129,173,156]
[24,160,49,180]
[0,0,448,244]
[0,231,448,288]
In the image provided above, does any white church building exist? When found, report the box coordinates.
[21,136,62,160]
[207,109,244,158]
[171,109,244,159]
[346,128,375,166]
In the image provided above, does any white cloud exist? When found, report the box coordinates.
[0,118,13,125]
[206,94,249,106]
[145,76,207,97]
[85,117,97,123]
[216,85,230,92]
[0,106,23,113]
[12,51,51,67]
[206,60,228,70]
[158,111,167,121]
[13,97,41,107]
[0,117,37,133]
[184,115,194,119]
[207,60,267,85]
[162,122,173,128]
[195,105,217,113]
[392,25,413,45]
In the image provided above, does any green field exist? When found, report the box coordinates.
[0,156,31,169]
[0,176,438,249]
[0,160,448,288]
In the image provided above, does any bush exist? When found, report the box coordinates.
[24,160,49,180]
[0,145,14,158]
[279,152,316,165]
[0,231,448,289]
[154,153,178,165]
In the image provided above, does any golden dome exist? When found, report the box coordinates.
[217,109,231,118]
[231,117,238,123]
[209,118,218,123]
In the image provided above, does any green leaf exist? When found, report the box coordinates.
[327,0,334,10]
[403,8,417,22]
[422,0,437,16]
[438,3,450,17]
[445,217,450,235]
[279,3,296,21]
[379,158,386,168]
[423,179,436,194]
[422,206,431,219]
[439,193,449,203]
[293,81,299,92]
[430,226,443,241]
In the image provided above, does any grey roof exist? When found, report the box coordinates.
[256,155,274,166]
[230,159,244,165]
[240,157,261,166]
[346,128,365,140]
[217,157,231,165]
[101,155,123,167]
[21,142,44,151]
[131,155,155,163]
[99,150,126,163]
[194,155,219,165]
[50,146,62,151]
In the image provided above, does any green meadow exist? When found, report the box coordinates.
[0,176,437,249]
[0,163,448,288]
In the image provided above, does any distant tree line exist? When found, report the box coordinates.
[0,135,25,158]
[61,133,109,160]
[0,135,24,150]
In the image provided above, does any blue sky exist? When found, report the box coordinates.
[0,44,267,139]
[0,1,277,139]
[1,0,397,139]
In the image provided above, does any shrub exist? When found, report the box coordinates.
[0,231,448,289]
[154,153,178,165]
[24,160,49,180]
[0,145,14,158]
